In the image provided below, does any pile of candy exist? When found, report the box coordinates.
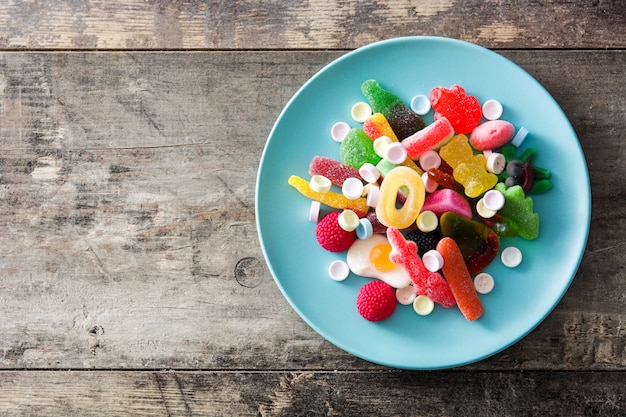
[288,80,551,322]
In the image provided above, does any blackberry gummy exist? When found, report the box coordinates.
[405,229,443,257]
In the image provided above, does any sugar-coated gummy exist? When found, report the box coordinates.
[439,135,498,198]
[387,227,456,308]
[375,166,425,229]
[288,175,369,217]
[309,156,361,186]
[437,237,484,321]
[402,116,455,159]
[494,183,540,240]
[430,85,482,134]
[363,113,423,174]
[339,128,381,169]
[361,80,425,140]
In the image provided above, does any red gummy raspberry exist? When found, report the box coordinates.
[315,211,356,252]
[430,85,481,134]
[356,281,397,322]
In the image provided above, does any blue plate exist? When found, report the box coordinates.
[256,37,590,369]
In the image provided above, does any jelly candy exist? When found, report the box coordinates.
[505,160,535,192]
[529,178,553,194]
[363,113,423,174]
[402,116,455,159]
[439,212,500,275]
[376,166,425,229]
[361,80,425,140]
[422,188,472,219]
[494,183,539,240]
[439,135,498,198]
[346,234,412,289]
[499,145,552,194]
[477,212,519,239]
[309,156,361,187]
[386,227,456,308]
[339,128,382,168]
[365,211,389,234]
[436,237,484,321]
[288,175,369,217]
[469,120,515,150]
[426,167,465,194]
[430,85,481,134]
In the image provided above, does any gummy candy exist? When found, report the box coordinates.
[477,212,519,239]
[288,175,369,217]
[365,211,389,234]
[499,145,552,194]
[421,188,472,219]
[340,128,381,168]
[287,79,553,325]
[309,156,361,186]
[439,135,498,198]
[430,85,482,134]
[494,183,539,240]
[346,234,412,289]
[369,243,395,272]
[469,120,515,151]
[439,212,500,275]
[436,237,484,321]
[376,166,425,229]
[361,80,425,140]
[387,227,456,308]
[426,167,465,194]
[363,113,423,174]
[402,116,455,159]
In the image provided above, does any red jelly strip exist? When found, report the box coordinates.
[387,227,456,308]
[309,156,361,187]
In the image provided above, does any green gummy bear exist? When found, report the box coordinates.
[495,183,539,240]
[339,128,381,169]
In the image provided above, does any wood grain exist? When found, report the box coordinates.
[0,370,623,416]
[0,1,623,414]
[0,1,623,50]
[0,50,623,373]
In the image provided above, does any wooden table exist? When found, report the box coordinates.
[0,2,624,415]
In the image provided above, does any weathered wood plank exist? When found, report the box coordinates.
[0,50,624,371]
[0,1,623,50]
[0,370,623,416]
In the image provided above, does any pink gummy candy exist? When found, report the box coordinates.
[401,116,455,159]
[430,85,481,134]
[309,156,361,186]
[421,188,472,219]
[387,227,456,308]
[470,120,515,151]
